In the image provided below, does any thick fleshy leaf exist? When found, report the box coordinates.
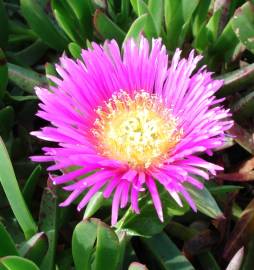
[72,218,120,270]
[93,9,126,43]
[232,2,254,54]
[0,137,37,239]
[135,0,158,38]
[8,63,47,94]
[45,63,57,87]
[68,42,82,59]
[0,223,19,257]
[216,63,254,97]
[141,232,194,270]
[193,9,221,52]
[20,0,68,50]
[19,232,48,266]
[208,185,243,195]
[65,0,92,40]
[72,219,98,270]
[148,0,163,34]
[51,0,85,46]
[93,220,120,270]
[9,40,48,67]
[165,0,199,50]
[83,191,107,219]
[8,39,48,66]
[121,0,130,19]
[192,0,211,37]
[232,90,254,120]
[39,183,59,270]
[0,256,40,270]
[123,14,148,44]
[209,19,239,66]
[185,183,223,219]
[6,93,38,102]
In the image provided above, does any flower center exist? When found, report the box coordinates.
[92,91,182,169]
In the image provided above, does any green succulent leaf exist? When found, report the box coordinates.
[124,14,148,44]
[83,191,108,219]
[72,218,120,270]
[0,256,40,270]
[217,63,254,97]
[8,40,48,67]
[0,223,19,257]
[135,0,158,38]
[51,0,85,46]
[93,220,120,270]
[20,0,68,50]
[68,42,82,59]
[141,232,195,270]
[208,185,243,195]
[192,0,211,37]
[209,19,239,67]
[0,137,37,239]
[93,9,126,44]
[65,0,93,40]
[19,232,48,266]
[72,219,98,270]
[232,2,254,54]
[185,183,223,219]
[148,0,163,35]
[194,9,222,52]
[39,184,59,270]
[165,0,199,51]
[8,63,47,94]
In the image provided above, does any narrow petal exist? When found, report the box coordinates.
[111,182,124,225]
[146,176,164,222]
[77,179,108,211]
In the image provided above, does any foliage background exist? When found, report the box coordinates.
[1,0,254,269]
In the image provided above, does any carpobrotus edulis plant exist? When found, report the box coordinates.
[31,37,233,225]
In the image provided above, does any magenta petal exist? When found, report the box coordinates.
[179,186,197,212]
[59,189,83,207]
[111,182,124,225]
[77,179,108,211]
[120,181,130,208]
[51,167,94,185]
[131,184,140,214]
[103,177,121,198]
[146,176,164,222]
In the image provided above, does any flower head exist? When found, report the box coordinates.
[31,37,233,225]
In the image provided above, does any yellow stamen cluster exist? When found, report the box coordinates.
[92,91,182,169]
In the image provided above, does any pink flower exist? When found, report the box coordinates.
[31,37,233,225]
